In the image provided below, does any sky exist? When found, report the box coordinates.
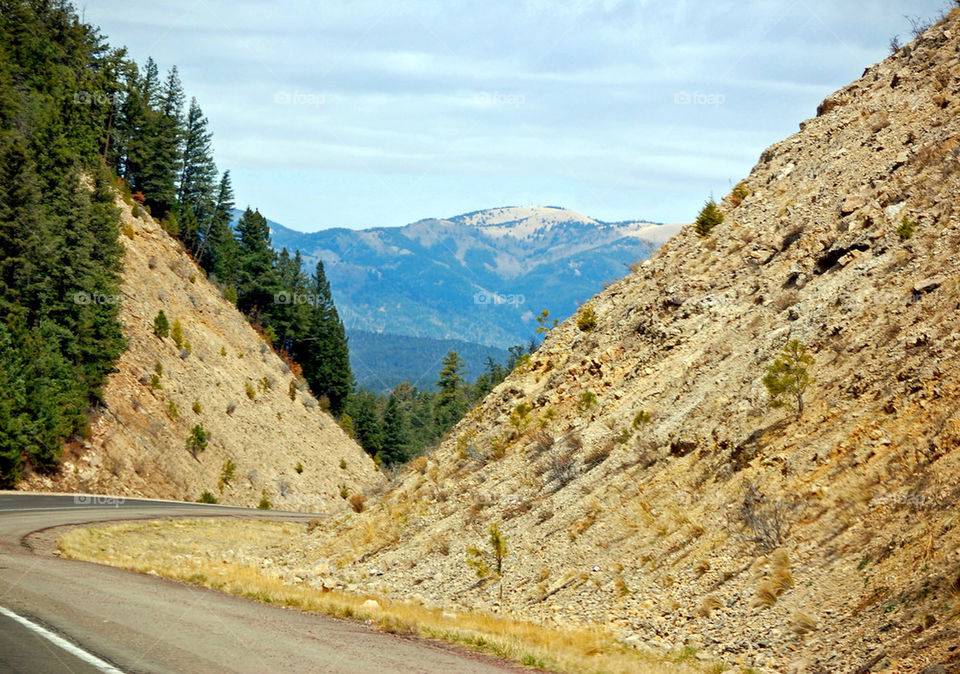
[79,0,948,231]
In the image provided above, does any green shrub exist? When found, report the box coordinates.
[762,340,814,420]
[224,286,238,305]
[339,458,347,470]
[257,493,272,510]
[170,320,184,349]
[288,380,297,401]
[192,400,202,415]
[295,461,304,474]
[167,401,179,419]
[632,409,651,428]
[154,361,163,376]
[695,199,724,237]
[897,214,915,240]
[198,491,218,504]
[245,382,256,400]
[576,305,598,332]
[148,373,162,390]
[577,391,598,415]
[729,182,750,207]
[339,483,350,499]
[220,459,236,487]
[186,424,208,456]
[153,310,170,338]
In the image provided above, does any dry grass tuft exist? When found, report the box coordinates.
[59,519,711,674]
[697,595,723,618]
[791,611,818,635]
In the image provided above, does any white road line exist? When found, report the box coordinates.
[0,605,126,674]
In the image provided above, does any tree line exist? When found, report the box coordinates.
[0,0,351,485]
[345,346,534,466]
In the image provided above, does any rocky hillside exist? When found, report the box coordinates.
[294,13,960,673]
[19,195,383,509]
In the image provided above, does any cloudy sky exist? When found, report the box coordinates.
[81,0,947,231]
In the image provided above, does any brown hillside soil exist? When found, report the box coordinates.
[19,194,382,509]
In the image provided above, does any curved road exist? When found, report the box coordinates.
[0,492,521,673]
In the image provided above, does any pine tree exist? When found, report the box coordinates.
[178,97,217,254]
[201,170,237,280]
[141,67,184,218]
[380,391,412,464]
[435,350,468,435]
[234,207,278,316]
[295,261,352,415]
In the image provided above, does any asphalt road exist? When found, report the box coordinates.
[0,492,521,673]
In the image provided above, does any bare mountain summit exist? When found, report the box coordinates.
[286,12,960,672]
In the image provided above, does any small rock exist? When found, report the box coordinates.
[362,599,381,611]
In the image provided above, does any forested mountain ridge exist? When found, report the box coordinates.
[261,207,680,348]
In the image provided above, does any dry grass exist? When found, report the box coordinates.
[59,518,711,674]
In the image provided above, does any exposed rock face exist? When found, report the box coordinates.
[297,13,960,672]
[19,196,383,509]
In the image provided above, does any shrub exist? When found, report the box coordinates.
[583,443,612,471]
[166,401,179,419]
[122,222,135,239]
[577,391,598,415]
[576,305,598,332]
[466,522,508,603]
[154,361,163,376]
[633,409,651,428]
[224,286,238,305]
[170,320,184,349]
[257,493,272,510]
[188,273,197,284]
[339,483,351,499]
[288,380,297,401]
[339,458,347,470]
[897,214,916,240]
[153,310,170,338]
[198,491,218,504]
[547,450,578,489]
[762,340,814,420]
[349,492,366,512]
[295,461,304,474]
[148,374,162,390]
[192,400,202,414]
[734,482,795,551]
[226,401,237,415]
[220,346,227,357]
[509,403,533,432]
[258,376,272,392]
[186,424,208,457]
[729,181,750,207]
[245,382,256,400]
[220,459,236,486]
[695,199,724,237]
